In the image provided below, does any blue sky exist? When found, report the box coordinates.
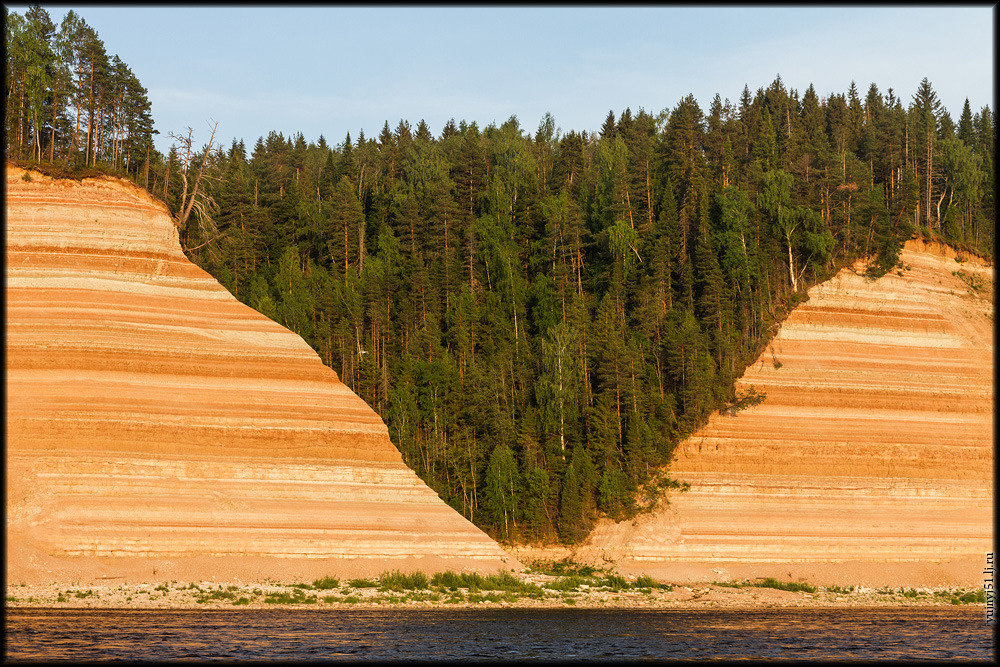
[8,5,995,156]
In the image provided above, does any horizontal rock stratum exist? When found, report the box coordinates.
[578,240,994,588]
[5,166,518,585]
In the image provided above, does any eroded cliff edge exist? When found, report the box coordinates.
[575,239,993,587]
[5,166,519,585]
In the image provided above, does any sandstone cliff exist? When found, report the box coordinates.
[577,240,993,588]
[6,166,518,585]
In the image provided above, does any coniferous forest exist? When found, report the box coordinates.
[7,6,995,545]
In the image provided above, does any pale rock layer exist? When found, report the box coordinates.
[5,167,518,585]
[578,240,993,587]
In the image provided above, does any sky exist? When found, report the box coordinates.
[8,5,995,156]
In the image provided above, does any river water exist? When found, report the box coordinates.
[4,606,993,661]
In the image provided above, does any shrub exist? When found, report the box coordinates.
[312,576,340,590]
[826,585,854,594]
[529,558,597,578]
[600,574,630,591]
[264,589,316,604]
[481,571,543,595]
[544,575,587,592]
[755,578,816,593]
[379,570,429,591]
[959,590,985,604]
[347,578,378,588]
[196,589,236,603]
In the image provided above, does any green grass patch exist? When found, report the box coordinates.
[233,597,250,605]
[544,575,588,592]
[379,570,429,591]
[73,589,96,599]
[347,578,379,588]
[958,590,986,604]
[431,571,484,591]
[600,574,630,591]
[312,576,340,590]
[825,585,854,594]
[754,578,817,593]
[264,589,318,605]
[196,589,237,603]
[528,558,598,578]
[634,574,669,589]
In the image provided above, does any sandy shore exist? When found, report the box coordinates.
[5,575,985,611]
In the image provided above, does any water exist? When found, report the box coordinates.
[4,607,994,661]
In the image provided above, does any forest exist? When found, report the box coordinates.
[6,6,995,545]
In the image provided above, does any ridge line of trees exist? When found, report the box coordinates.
[5,5,156,181]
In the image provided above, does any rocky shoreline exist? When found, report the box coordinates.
[6,574,986,611]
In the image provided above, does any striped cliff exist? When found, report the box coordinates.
[6,165,518,585]
[578,239,993,588]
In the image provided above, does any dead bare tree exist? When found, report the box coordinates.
[169,121,221,258]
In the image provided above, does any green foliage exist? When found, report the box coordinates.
[312,576,340,590]
[264,589,318,604]
[544,575,588,592]
[754,578,817,593]
[347,578,378,589]
[378,570,429,591]
[825,584,854,594]
[195,589,237,603]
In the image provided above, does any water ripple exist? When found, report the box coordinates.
[4,607,994,661]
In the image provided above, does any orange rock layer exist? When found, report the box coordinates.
[579,240,993,587]
[5,167,517,584]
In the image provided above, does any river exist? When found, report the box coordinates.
[4,606,993,661]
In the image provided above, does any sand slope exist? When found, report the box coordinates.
[578,240,993,587]
[5,166,518,585]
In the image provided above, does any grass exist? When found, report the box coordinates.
[753,578,817,593]
[312,576,340,590]
[347,578,378,588]
[600,574,630,591]
[378,570,429,592]
[634,574,670,590]
[543,575,589,592]
[264,589,318,605]
[528,558,598,578]
[824,585,854,594]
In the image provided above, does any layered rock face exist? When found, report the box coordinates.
[580,240,993,587]
[6,166,517,584]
